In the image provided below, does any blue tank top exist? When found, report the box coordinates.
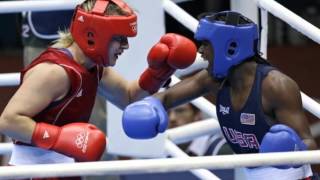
[216,64,275,154]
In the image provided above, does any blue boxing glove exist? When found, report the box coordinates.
[122,96,168,139]
[259,124,307,169]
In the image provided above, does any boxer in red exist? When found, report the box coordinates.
[0,0,197,179]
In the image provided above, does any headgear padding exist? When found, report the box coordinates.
[195,11,259,79]
[70,0,137,66]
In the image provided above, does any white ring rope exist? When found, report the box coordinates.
[162,0,198,33]
[0,0,82,14]
[167,118,221,144]
[1,150,320,179]
[259,8,268,58]
[164,140,220,180]
[255,0,320,44]
[301,92,320,119]
[311,122,320,137]
[0,73,20,86]
[0,142,13,155]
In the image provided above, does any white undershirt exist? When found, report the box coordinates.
[9,144,75,165]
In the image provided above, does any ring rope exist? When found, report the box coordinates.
[164,140,220,179]
[1,150,320,179]
[255,0,320,44]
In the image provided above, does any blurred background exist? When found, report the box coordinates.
[0,0,320,179]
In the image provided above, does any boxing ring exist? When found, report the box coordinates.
[0,0,320,179]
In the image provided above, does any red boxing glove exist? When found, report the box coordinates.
[32,122,106,162]
[139,33,197,94]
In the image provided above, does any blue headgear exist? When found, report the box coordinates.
[194,11,259,79]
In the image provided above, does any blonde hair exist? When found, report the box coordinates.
[51,0,129,48]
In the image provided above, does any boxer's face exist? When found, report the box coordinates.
[108,36,129,66]
[198,41,214,74]
[168,103,200,128]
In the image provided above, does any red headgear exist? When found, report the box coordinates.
[70,0,137,66]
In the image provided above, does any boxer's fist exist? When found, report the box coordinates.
[259,124,307,169]
[158,33,197,69]
[32,122,106,162]
[122,96,168,139]
[139,33,197,94]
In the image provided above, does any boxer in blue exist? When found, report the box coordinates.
[122,11,318,179]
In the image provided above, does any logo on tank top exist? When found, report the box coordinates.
[219,105,230,115]
[222,126,259,150]
[240,113,256,125]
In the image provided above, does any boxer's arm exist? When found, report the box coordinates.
[100,68,213,111]
[122,70,218,139]
[155,69,217,110]
[99,67,149,110]
[100,34,197,109]
[0,63,70,143]
[264,71,317,150]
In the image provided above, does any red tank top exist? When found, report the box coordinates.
[21,48,103,126]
